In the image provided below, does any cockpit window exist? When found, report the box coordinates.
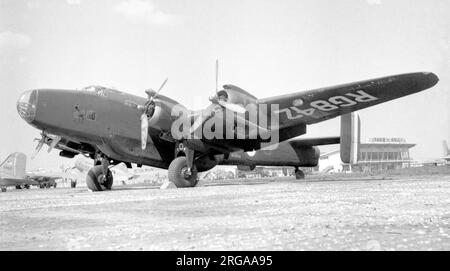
[81,85,119,96]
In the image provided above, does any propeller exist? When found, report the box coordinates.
[32,133,46,159]
[188,60,247,136]
[32,132,62,159]
[129,78,168,150]
[189,104,218,135]
[209,59,246,114]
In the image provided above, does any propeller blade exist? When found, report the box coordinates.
[215,59,219,93]
[32,139,44,159]
[157,78,168,93]
[47,136,61,153]
[146,78,168,102]
[140,113,149,150]
[125,100,139,109]
[125,100,146,112]
[217,100,246,114]
[189,105,217,135]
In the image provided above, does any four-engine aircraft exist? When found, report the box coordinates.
[16,67,439,191]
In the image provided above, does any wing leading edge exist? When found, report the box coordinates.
[258,72,439,129]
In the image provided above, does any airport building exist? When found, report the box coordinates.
[318,137,416,173]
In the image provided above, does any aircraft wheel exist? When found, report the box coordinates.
[168,157,198,188]
[1,187,6,192]
[15,185,22,190]
[24,184,30,189]
[86,165,113,192]
[70,180,77,188]
[295,168,305,180]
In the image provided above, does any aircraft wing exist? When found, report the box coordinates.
[258,72,439,129]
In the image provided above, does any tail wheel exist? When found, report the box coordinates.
[295,168,305,180]
[168,157,198,188]
[86,165,113,191]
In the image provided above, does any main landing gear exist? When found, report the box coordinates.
[86,157,113,192]
[294,167,305,180]
[168,147,198,188]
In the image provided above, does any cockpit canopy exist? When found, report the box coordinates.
[81,85,119,96]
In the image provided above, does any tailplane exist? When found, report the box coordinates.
[0,152,27,178]
[340,112,360,164]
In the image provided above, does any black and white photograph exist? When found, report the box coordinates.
[1,0,449,255]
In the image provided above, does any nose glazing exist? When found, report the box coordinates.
[17,90,37,123]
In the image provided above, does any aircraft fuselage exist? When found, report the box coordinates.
[18,87,180,168]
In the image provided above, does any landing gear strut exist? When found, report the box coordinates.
[86,157,113,191]
[295,167,305,180]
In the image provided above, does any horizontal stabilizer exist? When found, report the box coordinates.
[288,136,340,147]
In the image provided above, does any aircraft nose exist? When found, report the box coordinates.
[17,90,37,123]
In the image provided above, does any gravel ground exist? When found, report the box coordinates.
[1,176,450,250]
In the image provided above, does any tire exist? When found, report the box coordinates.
[1,187,6,192]
[86,165,113,191]
[168,157,198,188]
[70,180,77,188]
[295,169,305,180]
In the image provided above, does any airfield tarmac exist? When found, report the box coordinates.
[1,174,450,250]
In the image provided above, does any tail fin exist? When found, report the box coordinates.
[443,140,450,156]
[0,152,27,178]
[340,112,360,164]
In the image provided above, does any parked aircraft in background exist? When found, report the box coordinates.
[442,141,450,162]
[16,65,439,191]
[0,153,68,192]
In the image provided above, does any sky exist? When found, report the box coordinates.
[0,0,449,170]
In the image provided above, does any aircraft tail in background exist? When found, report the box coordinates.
[0,152,27,178]
[442,140,450,156]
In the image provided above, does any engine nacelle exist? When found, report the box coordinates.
[148,102,174,132]
[218,85,257,108]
